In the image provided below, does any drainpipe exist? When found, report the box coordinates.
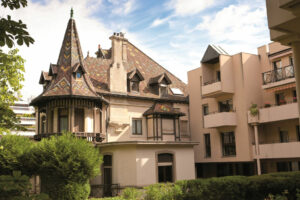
[253,123,261,175]
[292,42,300,124]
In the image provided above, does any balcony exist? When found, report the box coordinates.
[253,141,300,159]
[33,132,105,142]
[262,65,295,89]
[204,112,237,128]
[202,80,222,97]
[259,102,298,123]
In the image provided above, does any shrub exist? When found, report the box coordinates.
[145,183,182,200]
[249,103,259,116]
[0,134,34,175]
[121,187,143,200]
[0,171,50,200]
[28,132,102,199]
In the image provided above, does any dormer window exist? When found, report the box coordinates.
[149,73,172,97]
[76,72,82,78]
[127,69,144,93]
[160,84,168,97]
[131,81,139,92]
[73,63,86,79]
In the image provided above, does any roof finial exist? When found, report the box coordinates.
[70,7,74,18]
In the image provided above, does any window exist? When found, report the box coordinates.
[219,99,233,112]
[160,84,168,97]
[74,108,84,132]
[293,90,297,102]
[131,81,139,92]
[180,120,188,136]
[290,56,294,66]
[157,153,173,182]
[203,104,209,116]
[216,71,221,81]
[162,118,174,134]
[221,132,236,156]
[277,162,292,172]
[41,116,46,134]
[103,155,112,196]
[132,119,142,135]
[273,60,282,69]
[275,93,285,105]
[279,130,289,143]
[58,108,68,132]
[204,133,211,158]
[76,72,82,78]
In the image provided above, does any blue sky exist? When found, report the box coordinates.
[1,0,270,101]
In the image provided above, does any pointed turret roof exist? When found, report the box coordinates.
[31,12,103,106]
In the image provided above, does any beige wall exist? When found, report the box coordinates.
[188,52,262,164]
[93,144,195,187]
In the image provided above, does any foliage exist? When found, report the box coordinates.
[0,49,26,134]
[176,171,300,200]
[0,171,50,200]
[0,0,34,134]
[0,134,33,175]
[249,103,259,116]
[121,187,143,200]
[0,0,34,48]
[145,183,182,200]
[27,132,102,199]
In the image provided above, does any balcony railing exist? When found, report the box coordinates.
[33,132,105,142]
[262,65,294,85]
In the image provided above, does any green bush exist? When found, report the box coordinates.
[0,171,50,200]
[176,171,300,200]
[121,187,143,200]
[0,134,34,175]
[145,183,182,200]
[27,132,102,199]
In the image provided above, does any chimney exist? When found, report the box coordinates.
[108,32,128,93]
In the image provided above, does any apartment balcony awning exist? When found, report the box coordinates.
[266,82,296,92]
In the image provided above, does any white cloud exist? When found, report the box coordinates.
[150,15,172,27]
[168,0,215,16]
[1,0,113,101]
[195,3,269,54]
[109,0,136,15]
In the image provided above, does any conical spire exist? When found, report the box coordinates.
[42,14,97,97]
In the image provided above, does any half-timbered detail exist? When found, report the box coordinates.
[31,12,196,198]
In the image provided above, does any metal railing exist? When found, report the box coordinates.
[261,100,297,109]
[90,184,121,198]
[262,65,295,85]
[33,132,105,142]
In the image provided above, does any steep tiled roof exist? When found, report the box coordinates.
[84,42,188,102]
[32,17,188,105]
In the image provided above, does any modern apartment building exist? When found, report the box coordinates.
[10,100,35,136]
[30,14,196,197]
[250,42,299,174]
[188,42,299,178]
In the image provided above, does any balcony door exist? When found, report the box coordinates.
[58,108,68,132]
[74,108,84,132]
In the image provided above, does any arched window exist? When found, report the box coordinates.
[157,153,173,182]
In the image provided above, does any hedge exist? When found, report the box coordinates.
[177,171,300,200]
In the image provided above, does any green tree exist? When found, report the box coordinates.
[0,49,26,134]
[0,0,34,134]
[0,0,34,48]
[27,133,102,199]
